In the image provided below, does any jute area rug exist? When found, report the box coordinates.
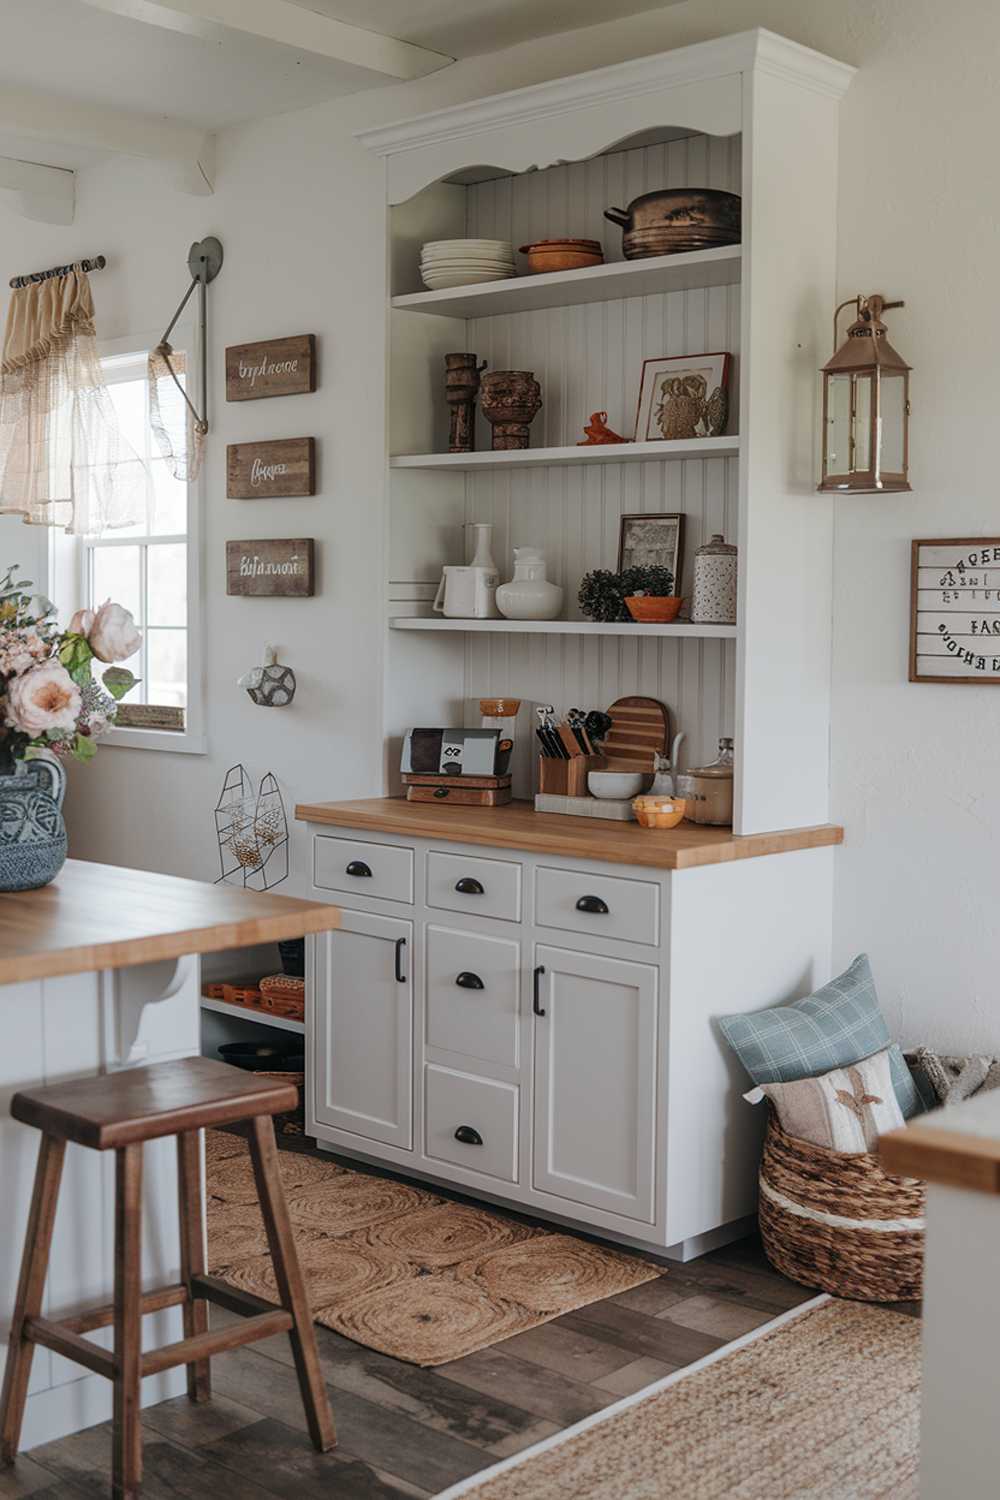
[439,1298,920,1500]
[204,1129,661,1366]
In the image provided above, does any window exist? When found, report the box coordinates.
[65,334,204,753]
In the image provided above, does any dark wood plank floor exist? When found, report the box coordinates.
[2,1140,819,1500]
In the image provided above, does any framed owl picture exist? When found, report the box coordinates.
[634,352,732,443]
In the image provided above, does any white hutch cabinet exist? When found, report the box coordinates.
[298,30,853,1258]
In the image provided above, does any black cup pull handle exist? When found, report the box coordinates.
[394,937,407,984]
[576,894,610,915]
[346,860,372,878]
[533,964,546,1017]
[455,971,485,990]
[454,1125,483,1146]
[455,877,485,895]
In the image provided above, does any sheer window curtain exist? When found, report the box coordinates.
[0,267,146,534]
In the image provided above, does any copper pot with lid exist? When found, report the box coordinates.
[604,189,741,259]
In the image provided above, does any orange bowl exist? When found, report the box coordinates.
[632,796,687,829]
[625,595,685,623]
[519,239,604,274]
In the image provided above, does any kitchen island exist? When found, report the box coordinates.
[0,860,340,1454]
[882,1094,1000,1499]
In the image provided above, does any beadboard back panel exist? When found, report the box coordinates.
[388,132,742,777]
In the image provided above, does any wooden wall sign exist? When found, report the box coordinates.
[227,539,315,597]
[227,438,315,498]
[910,537,1000,683]
[226,335,315,401]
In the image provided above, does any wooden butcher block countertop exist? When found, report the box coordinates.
[882,1090,1000,1196]
[0,859,341,985]
[295,797,843,872]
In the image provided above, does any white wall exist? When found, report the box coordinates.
[1,0,996,1050]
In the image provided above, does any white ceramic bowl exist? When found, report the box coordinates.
[588,770,646,800]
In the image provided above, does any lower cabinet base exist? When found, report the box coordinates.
[312,1130,755,1261]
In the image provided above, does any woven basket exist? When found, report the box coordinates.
[758,1110,925,1302]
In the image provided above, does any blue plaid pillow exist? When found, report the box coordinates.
[718,954,924,1119]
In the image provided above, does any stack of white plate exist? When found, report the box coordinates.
[420,239,516,290]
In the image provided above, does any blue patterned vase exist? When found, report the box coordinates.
[0,757,68,891]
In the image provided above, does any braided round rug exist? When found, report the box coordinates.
[205,1129,662,1366]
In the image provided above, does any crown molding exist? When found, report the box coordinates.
[355,29,855,157]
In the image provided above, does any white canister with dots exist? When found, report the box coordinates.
[691,534,737,624]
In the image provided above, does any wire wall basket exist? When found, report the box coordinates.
[214,763,288,889]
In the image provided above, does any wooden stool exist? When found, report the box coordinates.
[0,1057,335,1499]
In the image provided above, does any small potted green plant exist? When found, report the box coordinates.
[621,565,683,623]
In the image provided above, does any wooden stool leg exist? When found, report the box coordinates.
[112,1144,143,1500]
[248,1116,336,1452]
[176,1131,210,1403]
[0,1133,66,1465]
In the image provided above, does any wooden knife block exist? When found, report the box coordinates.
[537,754,604,797]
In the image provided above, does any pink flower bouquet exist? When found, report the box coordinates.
[0,564,141,772]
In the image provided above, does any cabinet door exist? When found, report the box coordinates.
[532,945,658,1223]
[312,910,413,1149]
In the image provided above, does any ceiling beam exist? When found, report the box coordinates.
[0,86,214,194]
[0,157,75,225]
[79,0,453,80]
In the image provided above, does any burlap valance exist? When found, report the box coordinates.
[0,268,145,534]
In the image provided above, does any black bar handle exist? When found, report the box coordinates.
[533,964,546,1017]
[455,877,485,895]
[454,1125,483,1146]
[576,894,610,915]
[455,971,485,990]
[394,937,407,983]
[346,860,372,878]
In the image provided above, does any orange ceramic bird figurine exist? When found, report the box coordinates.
[577,411,629,445]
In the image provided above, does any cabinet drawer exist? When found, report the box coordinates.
[426,925,519,1069]
[424,1065,518,1184]
[427,850,521,923]
[314,835,414,904]
[535,865,660,947]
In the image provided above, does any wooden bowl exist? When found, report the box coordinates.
[625,595,685,623]
[632,796,687,829]
[519,239,604,274]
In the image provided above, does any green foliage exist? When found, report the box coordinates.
[59,633,95,686]
[101,666,138,702]
[620,565,675,598]
[71,732,97,764]
[578,569,630,622]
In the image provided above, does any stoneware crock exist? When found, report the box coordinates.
[0,756,68,891]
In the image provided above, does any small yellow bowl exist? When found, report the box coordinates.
[632,795,687,829]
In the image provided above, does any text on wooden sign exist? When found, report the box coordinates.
[910,537,1000,683]
[226,335,315,401]
[227,438,315,498]
[226,539,315,597]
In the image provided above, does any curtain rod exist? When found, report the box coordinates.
[9,255,106,290]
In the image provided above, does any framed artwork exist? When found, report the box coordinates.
[910,537,1000,683]
[634,352,731,443]
[618,512,685,586]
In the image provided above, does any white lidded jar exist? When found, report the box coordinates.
[495,547,564,621]
[691,534,737,624]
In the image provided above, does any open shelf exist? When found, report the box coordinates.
[391,245,742,319]
[390,435,739,471]
[200,996,304,1035]
[390,617,737,639]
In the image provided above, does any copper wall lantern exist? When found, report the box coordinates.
[819,294,911,494]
